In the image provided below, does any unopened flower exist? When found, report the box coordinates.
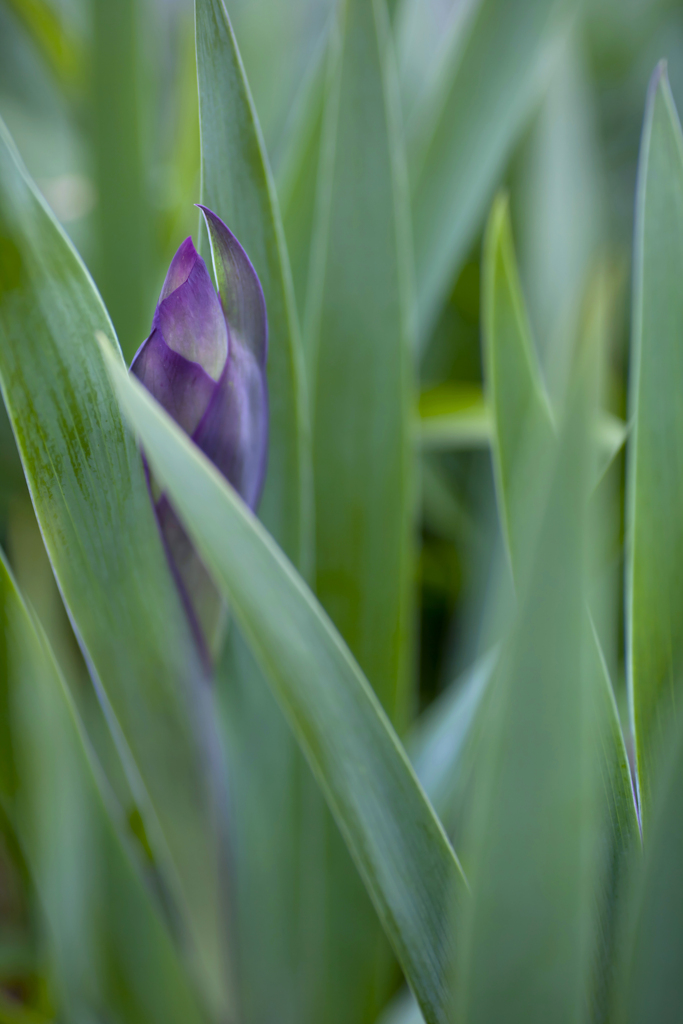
[131,207,268,662]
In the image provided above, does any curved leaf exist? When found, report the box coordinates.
[0,119,231,1021]
[0,548,207,1024]
[102,339,468,1024]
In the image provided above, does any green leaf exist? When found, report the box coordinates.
[3,0,82,92]
[102,339,468,1024]
[0,549,208,1024]
[417,385,491,450]
[277,42,327,335]
[512,35,602,402]
[626,62,683,824]
[0,119,231,1021]
[308,0,414,727]
[613,708,683,1024]
[409,652,495,827]
[215,630,328,1024]
[410,0,570,344]
[196,0,312,571]
[482,193,639,1021]
[483,193,554,569]
[590,627,641,1024]
[454,338,604,1023]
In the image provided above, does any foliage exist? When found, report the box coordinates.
[0,0,682,1023]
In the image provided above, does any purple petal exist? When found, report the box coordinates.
[192,342,269,509]
[155,241,228,381]
[198,206,267,368]
[159,236,198,300]
[130,329,216,436]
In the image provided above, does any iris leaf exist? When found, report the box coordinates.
[0,548,207,1024]
[410,0,570,345]
[482,195,639,1020]
[626,62,683,825]
[304,6,418,1009]
[455,305,602,1023]
[308,0,414,728]
[102,339,468,1024]
[195,0,312,571]
[0,119,232,1022]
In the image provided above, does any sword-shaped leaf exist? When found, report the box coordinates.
[196,0,312,570]
[410,0,571,345]
[0,549,207,1024]
[626,62,683,824]
[0,118,231,1021]
[102,339,468,1024]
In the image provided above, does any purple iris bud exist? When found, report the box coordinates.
[131,207,268,662]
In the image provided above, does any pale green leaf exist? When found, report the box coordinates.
[482,194,639,1021]
[626,61,683,824]
[454,344,603,1023]
[410,0,570,344]
[613,706,683,1024]
[482,193,554,569]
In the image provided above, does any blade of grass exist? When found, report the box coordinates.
[102,338,468,1024]
[626,61,683,825]
[0,118,232,1021]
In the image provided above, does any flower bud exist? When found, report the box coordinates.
[131,207,268,663]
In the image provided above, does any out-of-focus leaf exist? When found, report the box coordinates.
[483,195,639,1021]
[308,0,414,726]
[377,989,425,1024]
[3,0,82,91]
[277,43,327,340]
[394,0,481,132]
[590,627,640,1024]
[613,706,683,1024]
[417,381,626,467]
[0,549,208,1024]
[514,35,602,403]
[0,119,231,1021]
[102,341,468,1024]
[409,651,495,824]
[410,0,570,345]
[483,193,554,568]
[626,62,683,824]
[454,324,603,1022]
[417,385,490,450]
[196,0,312,571]
[90,0,154,364]
[229,0,334,164]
